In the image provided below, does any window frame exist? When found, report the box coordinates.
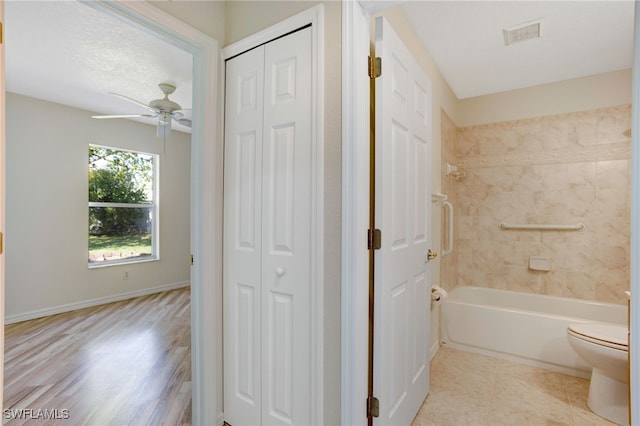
[88,144,160,268]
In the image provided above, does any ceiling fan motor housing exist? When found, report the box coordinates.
[149,82,181,112]
[149,97,182,113]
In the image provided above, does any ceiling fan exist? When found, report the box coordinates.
[91,82,191,138]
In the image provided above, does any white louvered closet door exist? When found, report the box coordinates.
[224,26,312,426]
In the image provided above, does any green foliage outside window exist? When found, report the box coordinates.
[88,146,154,236]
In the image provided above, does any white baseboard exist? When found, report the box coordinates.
[430,339,440,361]
[5,281,191,324]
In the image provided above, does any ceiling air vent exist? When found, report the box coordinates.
[503,20,542,46]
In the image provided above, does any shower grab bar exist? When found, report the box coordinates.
[431,193,448,203]
[499,222,586,231]
[442,201,454,255]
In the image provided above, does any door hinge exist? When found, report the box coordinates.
[0,22,3,45]
[190,254,194,266]
[0,232,3,255]
[368,56,381,79]
[367,395,380,418]
[368,228,382,250]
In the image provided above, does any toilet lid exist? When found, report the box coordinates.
[568,323,628,351]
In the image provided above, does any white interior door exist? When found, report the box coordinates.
[224,26,312,426]
[224,43,265,426]
[373,16,433,426]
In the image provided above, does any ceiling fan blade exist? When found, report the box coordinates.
[171,109,192,127]
[92,114,156,119]
[177,118,192,128]
[171,109,191,119]
[109,92,160,114]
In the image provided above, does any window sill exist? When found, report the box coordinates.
[88,256,159,269]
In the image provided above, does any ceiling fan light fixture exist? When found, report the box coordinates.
[157,121,171,139]
[158,112,171,124]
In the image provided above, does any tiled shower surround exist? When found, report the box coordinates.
[441,105,631,305]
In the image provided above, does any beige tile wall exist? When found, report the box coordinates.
[443,105,631,304]
[440,110,459,292]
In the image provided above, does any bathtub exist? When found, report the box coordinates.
[441,286,627,378]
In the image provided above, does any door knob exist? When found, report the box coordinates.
[427,249,438,261]
[275,267,285,277]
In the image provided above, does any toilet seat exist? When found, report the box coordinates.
[568,323,628,352]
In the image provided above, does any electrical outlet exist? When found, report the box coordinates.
[123,271,129,280]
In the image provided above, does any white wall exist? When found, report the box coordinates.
[5,93,191,321]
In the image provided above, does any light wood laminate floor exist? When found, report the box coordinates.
[4,288,191,425]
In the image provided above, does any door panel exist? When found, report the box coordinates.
[374,16,433,426]
[224,45,265,426]
[262,26,312,426]
[268,291,293,422]
[235,284,256,403]
[390,122,409,249]
[224,26,312,426]
[268,124,295,255]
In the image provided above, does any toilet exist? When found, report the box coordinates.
[567,323,629,426]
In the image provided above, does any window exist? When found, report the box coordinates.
[88,145,158,266]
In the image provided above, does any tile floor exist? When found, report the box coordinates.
[411,347,618,426]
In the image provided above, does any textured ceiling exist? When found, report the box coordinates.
[399,1,635,99]
[5,1,634,114]
[5,0,193,133]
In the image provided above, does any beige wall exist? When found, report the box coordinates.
[320,4,343,422]
[6,93,191,319]
[224,2,342,423]
[225,1,321,45]
[458,69,633,127]
[440,110,459,293]
[149,0,226,42]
